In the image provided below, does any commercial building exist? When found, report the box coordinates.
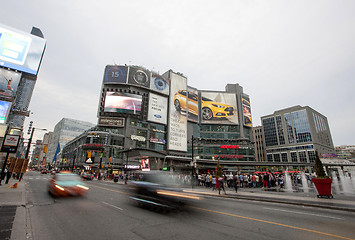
[252,126,266,162]
[261,105,335,165]
[61,65,255,174]
[0,24,46,170]
[335,145,355,160]
[47,118,95,164]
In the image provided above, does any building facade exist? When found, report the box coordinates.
[47,118,95,164]
[261,105,335,165]
[61,65,255,174]
[335,145,355,160]
[252,126,266,162]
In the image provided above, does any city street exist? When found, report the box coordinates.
[24,171,355,240]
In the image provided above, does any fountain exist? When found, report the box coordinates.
[300,171,310,192]
[331,171,341,194]
[284,169,293,192]
[338,170,354,194]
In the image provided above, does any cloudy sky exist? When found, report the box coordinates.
[1,0,354,146]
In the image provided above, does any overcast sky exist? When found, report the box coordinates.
[1,0,354,146]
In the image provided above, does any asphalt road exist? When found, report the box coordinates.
[24,171,355,240]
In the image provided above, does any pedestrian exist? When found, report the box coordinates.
[212,176,216,191]
[218,177,226,195]
[233,175,238,193]
[5,168,11,184]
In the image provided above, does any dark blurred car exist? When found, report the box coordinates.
[48,171,89,198]
[41,169,48,174]
[129,171,201,211]
[81,173,94,180]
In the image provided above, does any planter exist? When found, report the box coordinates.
[313,178,333,198]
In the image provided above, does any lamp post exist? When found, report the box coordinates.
[25,127,47,161]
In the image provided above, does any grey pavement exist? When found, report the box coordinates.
[1,177,355,240]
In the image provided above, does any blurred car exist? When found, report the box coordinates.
[48,171,89,198]
[173,90,234,120]
[129,171,201,211]
[81,173,94,180]
[41,169,48,174]
[50,170,56,175]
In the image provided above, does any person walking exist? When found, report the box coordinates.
[218,176,226,195]
[233,175,238,193]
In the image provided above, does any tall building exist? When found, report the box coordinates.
[61,65,255,173]
[252,126,266,162]
[261,105,335,164]
[335,145,355,159]
[47,118,95,164]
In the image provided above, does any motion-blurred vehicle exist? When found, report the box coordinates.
[129,171,201,211]
[48,171,89,198]
[41,169,48,174]
[81,173,94,180]
[173,90,234,120]
[50,170,56,175]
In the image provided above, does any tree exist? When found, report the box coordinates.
[314,151,327,178]
[216,158,222,177]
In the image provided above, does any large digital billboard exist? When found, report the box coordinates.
[128,66,150,88]
[0,68,21,99]
[103,65,128,84]
[168,72,187,151]
[242,94,252,127]
[187,86,199,122]
[150,72,170,95]
[0,24,46,75]
[0,100,11,124]
[200,92,238,125]
[147,93,168,125]
[104,91,142,115]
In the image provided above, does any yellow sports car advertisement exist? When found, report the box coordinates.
[200,92,238,124]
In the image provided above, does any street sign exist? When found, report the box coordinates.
[1,134,20,153]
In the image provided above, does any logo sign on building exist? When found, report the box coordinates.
[128,66,150,88]
[0,24,46,75]
[131,135,146,142]
[0,68,21,99]
[103,65,128,84]
[98,117,125,127]
[242,94,252,127]
[147,93,168,125]
[200,92,238,125]
[1,134,20,153]
[168,72,187,152]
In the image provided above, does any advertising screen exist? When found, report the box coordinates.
[147,93,168,125]
[128,66,150,88]
[150,72,170,95]
[168,72,187,151]
[104,91,142,115]
[0,100,11,124]
[187,86,199,122]
[0,68,21,99]
[200,92,238,125]
[103,65,128,84]
[242,94,252,127]
[0,24,46,75]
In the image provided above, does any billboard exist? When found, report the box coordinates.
[187,86,199,122]
[103,65,128,84]
[168,72,187,151]
[147,93,168,125]
[0,68,21,99]
[128,66,150,88]
[0,100,11,124]
[200,92,238,124]
[104,91,142,115]
[0,24,46,75]
[150,72,170,95]
[242,94,252,127]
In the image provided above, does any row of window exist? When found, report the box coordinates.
[267,150,316,163]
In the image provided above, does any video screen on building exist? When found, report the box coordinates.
[150,72,170,95]
[242,94,252,127]
[187,86,199,122]
[0,68,21,99]
[104,91,142,115]
[0,100,11,124]
[0,24,46,75]
[200,92,238,125]
[103,65,128,84]
[128,66,150,88]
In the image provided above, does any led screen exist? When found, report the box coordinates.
[187,86,199,122]
[0,68,21,99]
[0,100,11,124]
[128,66,150,88]
[150,72,170,95]
[103,65,128,84]
[104,92,142,115]
[242,94,252,127]
[0,24,46,75]
[200,92,238,125]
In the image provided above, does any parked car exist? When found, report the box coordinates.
[48,171,89,198]
[81,173,94,180]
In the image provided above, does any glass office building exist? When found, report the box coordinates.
[261,105,335,164]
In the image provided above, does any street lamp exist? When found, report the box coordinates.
[25,127,47,160]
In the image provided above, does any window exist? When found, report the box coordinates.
[291,152,298,162]
[262,117,278,147]
[281,153,288,162]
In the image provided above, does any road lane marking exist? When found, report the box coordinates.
[191,206,354,240]
[263,207,343,220]
[87,184,129,195]
[102,201,123,211]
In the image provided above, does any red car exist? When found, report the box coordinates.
[48,172,89,198]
